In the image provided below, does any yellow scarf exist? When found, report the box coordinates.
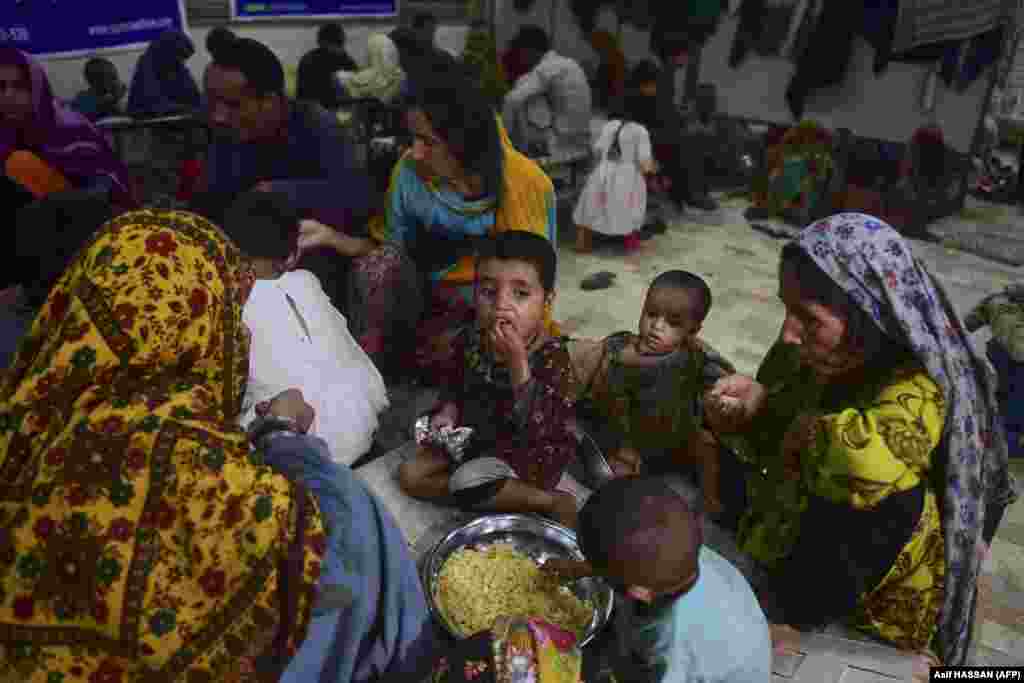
[0,210,323,681]
[371,117,556,285]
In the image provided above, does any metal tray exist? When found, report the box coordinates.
[421,514,614,647]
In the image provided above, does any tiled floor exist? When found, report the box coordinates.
[547,197,1024,665]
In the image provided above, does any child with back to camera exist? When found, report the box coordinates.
[572,61,661,254]
[398,230,585,528]
[222,190,389,467]
[545,476,771,683]
[574,270,734,514]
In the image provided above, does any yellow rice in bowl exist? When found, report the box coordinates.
[435,543,594,638]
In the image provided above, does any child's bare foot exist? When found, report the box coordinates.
[549,492,579,529]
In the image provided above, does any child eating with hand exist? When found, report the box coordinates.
[546,477,771,682]
[576,270,733,514]
[398,231,583,528]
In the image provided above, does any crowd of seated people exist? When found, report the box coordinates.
[0,20,1017,683]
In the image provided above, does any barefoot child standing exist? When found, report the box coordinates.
[572,63,660,253]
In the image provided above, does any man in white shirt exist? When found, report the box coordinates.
[502,25,593,160]
[223,191,389,466]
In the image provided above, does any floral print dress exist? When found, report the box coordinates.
[0,210,325,681]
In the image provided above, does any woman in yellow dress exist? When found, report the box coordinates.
[0,210,436,681]
[706,214,1016,668]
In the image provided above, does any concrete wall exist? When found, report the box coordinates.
[38,0,989,154]
[494,0,990,153]
[37,21,470,101]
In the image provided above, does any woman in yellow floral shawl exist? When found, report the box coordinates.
[0,209,328,681]
[297,64,557,381]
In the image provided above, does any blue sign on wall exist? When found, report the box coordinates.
[232,0,397,20]
[0,0,187,57]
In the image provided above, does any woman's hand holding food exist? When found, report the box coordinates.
[704,374,767,434]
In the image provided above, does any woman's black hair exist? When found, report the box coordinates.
[779,242,910,363]
[474,230,557,293]
[407,65,504,205]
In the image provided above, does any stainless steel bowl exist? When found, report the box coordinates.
[421,514,614,647]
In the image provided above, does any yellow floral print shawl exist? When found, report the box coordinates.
[0,210,324,682]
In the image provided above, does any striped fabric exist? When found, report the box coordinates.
[893,0,1020,53]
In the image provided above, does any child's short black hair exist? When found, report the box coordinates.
[223,191,301,261]
[649,270,712,323]
[318,23,346,47]
[475,230,557,292]
[84,57,117,90]
[511,25,550,54]
[578,476,701,584]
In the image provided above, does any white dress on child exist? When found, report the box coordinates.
[572,120,652,236]
[240,270,389,466]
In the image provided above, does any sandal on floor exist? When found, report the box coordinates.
[581,271,617,291]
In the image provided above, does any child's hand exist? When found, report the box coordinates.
[489,320,529,378]
[430,402,459,431]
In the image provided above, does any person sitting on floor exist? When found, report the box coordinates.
[547,476,772,682]
[0,48,134,202]
[126,29,202,117]
[398,231,583,528]
[704,214,1017,668]
[197,36,374,307]
[0,47,135,298]
[296,22,357,110]
[572,64,660,254]
[222,190,389,467]
[575,271,733,514]
[70,57,127,121]
[294,64,556,380]
[502,25,592,159]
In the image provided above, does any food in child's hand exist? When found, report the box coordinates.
[436,543,594,639]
